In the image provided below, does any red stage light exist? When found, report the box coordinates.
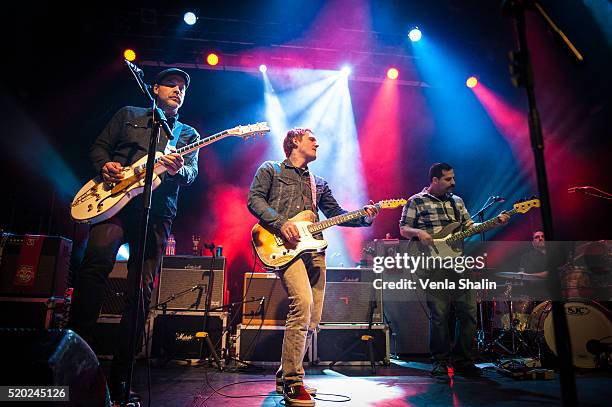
[123,49,136,62]
[466,76,478,88]
[387,68,399,80]
[207,53,219,66]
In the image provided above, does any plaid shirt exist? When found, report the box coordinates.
[399,187,474,236]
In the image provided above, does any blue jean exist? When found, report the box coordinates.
[426,284,477,366]
[276,252,326,386]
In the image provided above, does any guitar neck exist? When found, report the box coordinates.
[447,208,518,243]
[307,207,371,234]
[174,130,229,157]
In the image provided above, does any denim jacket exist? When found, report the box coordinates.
[247,159,371,233]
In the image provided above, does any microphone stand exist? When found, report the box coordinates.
[502,2,581,405]
[121,60,175,405]
[471,197,498,242]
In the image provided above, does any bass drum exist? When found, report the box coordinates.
[528,300,612,368]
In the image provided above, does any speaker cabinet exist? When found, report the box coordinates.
[314,324,390,364]
[0,297,66,329]
[236,324,312,364]
[150,312,227,360]
[0,328,109,406]
[242,272,288,325]
[157,256,226,311]
[0,235,72,297]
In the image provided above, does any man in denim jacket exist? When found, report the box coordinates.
[248,128,378,407]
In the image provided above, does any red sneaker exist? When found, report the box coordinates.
[283,384,315,406]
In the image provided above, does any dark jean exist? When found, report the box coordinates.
[425,283,477,366]
[68,208,171,395]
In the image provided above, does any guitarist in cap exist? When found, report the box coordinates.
[247,128,378,406]
[399,162,509,381]
[68,68,199,402]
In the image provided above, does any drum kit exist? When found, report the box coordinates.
[476,241,612,369]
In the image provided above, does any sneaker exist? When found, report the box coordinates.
[430,362,450,382]
[275,373,316,395]
[283,384,315,407]
[453,363,483,378]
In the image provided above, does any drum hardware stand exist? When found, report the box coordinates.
[480,283,537,359]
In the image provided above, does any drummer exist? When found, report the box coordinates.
[519,231,548,278]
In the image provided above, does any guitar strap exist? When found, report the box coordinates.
[448,195,462,225]
[309,172,317,213]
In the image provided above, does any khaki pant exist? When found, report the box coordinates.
[276,252,326,386]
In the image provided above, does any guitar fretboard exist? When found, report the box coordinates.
[135,130,229,172]
[446,208,518,243]
[307,207,373,234]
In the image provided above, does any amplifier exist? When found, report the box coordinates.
[314,324,390,365]
[322,267,382,324]
[236,324,312,365]
[0,296,66,329]
[100,260,128,316]
[157,256,226,311]
[150,311,227,360]
[242,272,288,325]
[0,235,71,297]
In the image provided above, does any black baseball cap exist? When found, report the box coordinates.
[154,68,190,88]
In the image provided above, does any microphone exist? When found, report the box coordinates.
[190,284,203,292]
[125,59,145,78]
[568,186,589,193]
[491,196,506,202]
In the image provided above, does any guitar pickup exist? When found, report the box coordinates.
[274,235,284,246]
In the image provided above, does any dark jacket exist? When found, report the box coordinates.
[89,106,199,218]
[247,159,370,233]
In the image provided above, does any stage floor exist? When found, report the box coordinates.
[113,358,611,406]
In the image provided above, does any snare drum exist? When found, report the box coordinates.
[492,296,534,332]
[528,300,612,368]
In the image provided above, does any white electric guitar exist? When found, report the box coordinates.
[71,122,269,224]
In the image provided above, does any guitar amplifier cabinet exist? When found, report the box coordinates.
[322,267,382,324]
[0,296,66,329]
[150,311,227,360]
[314,324,390,365]
[236,324,312,365]
[100,260,128,316]
[157,256,226,311]
[242,272,289,325]
[0,235,71,297]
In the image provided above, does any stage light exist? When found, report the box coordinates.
[408,28,422,42]
[466,76,478,88]
[183,12,197,26]
[123,49,136,62]
[259,64,267,73]
[207,53,219,66]
[387,68,399,80]
[340,65,352,76]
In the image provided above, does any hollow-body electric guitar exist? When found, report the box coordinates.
[252,199,406,270]
[71,122,269,224]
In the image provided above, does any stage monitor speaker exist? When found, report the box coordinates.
[0,328,109,406]
[150,312,227,360]
[315,324,390,364]
[0,235,72,297]
[157,256,226,311]
[236,324,312,364]
[242,273,288,325]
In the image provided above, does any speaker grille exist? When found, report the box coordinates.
[242,273,289,325]
[157,256,226,311]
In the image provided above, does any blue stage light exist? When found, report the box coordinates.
[184,12,197,26]
[259,64,267,73]
[409,28,422,42]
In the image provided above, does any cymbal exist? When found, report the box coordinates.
[495,272,545,281]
